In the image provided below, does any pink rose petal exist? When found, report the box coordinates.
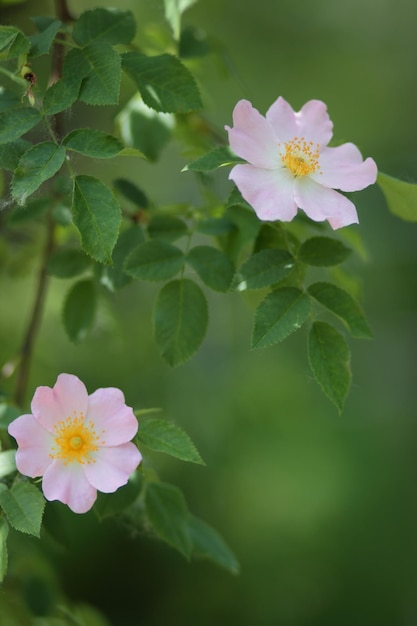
[9,414,53,477]
[84,443,142,493]
[31,373,88,432]
[229,164,297,222]
[87,387,138,446]
[294,176,359,228]
[43,460,97,514]
[225,99,279,169]
[313,143,378,191]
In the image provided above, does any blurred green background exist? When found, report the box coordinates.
[1,0,417,624]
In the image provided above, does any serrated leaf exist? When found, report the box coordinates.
[63,279,96,343]
[154,278,208,366]
[252,287,310,349]
[125,240,185,281]
[232,249,295,291]
[0,26,30,58]
[0,482,45,537]
[29,19,61,57]
[145,481,192,558]
[0,451,16,478]
[0,518,8,582]
[0,27,20,51]
[164,0,197,40]
[47,248,91,279]
[377,172,417,222]
[148,215,188,241]
[187,245,235,292]
[72,8,136,46]
[114,178,149,208]
[189,514,239,574]
[138,417,204,464]
[122,52,202,113]
[0,107,41,144]
[43,48,91,115]
[308,321,351,411]
[95,471,143,520]
[0,138,31,170]
[72,175,121,264]
[12,142,66,205]
[183,146,244,172]
[308,282,372,338]
[79,42,121,106]
[298,236,351,266]
[63,128,124,158]
[100,223,145,290]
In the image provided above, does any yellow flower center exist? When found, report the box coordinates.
[49,412,105,465]
[281,137,321,177]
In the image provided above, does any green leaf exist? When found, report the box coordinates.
[29,19,61,57]
[0,451,16,478]
[12,142,66,205]
[154,278,208,366]
[63,279,96,343]
[63,128,125,158]
[0,518,8,583]
[138,417,204,464]
[0,107,41,144]
[0,26,30,58]
[148,215,188,242]
[122,52,202,113]
[43,48,91,115]
[183,146,244,172]
[189,514,240,574]
[164,0,197,40]
[125,240,185,281]
[47,248,91,278]
[298,236,351,266]
[145,481,192,558]
[0,90,20,113]
[377,172,417,222]
[232,249,295,291]
[0,482,45,537]
[220,203,261,264]
[100,223,145,290]
[179,26,210,59]
[79,42,121,106]
[72,175,121,264]
[114,178,149,209]
[252,287,310,349]
[308,282,372,339]
[72,8,136,46]
[308,321,351,412]
[0,138,31,170]
[95,471,143,519]
[116,95,173,161]
[187,245,235,292]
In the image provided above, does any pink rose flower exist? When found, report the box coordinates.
[8,374,142,514]
[225,97,377,229]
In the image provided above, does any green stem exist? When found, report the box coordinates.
[14,216,55,408]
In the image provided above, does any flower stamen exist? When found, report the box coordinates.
[281,136,321,177]
[50,411,105,465]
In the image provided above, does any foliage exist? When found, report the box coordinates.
[0,0,413,622]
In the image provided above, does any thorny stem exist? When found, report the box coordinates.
[13,0,73,407]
